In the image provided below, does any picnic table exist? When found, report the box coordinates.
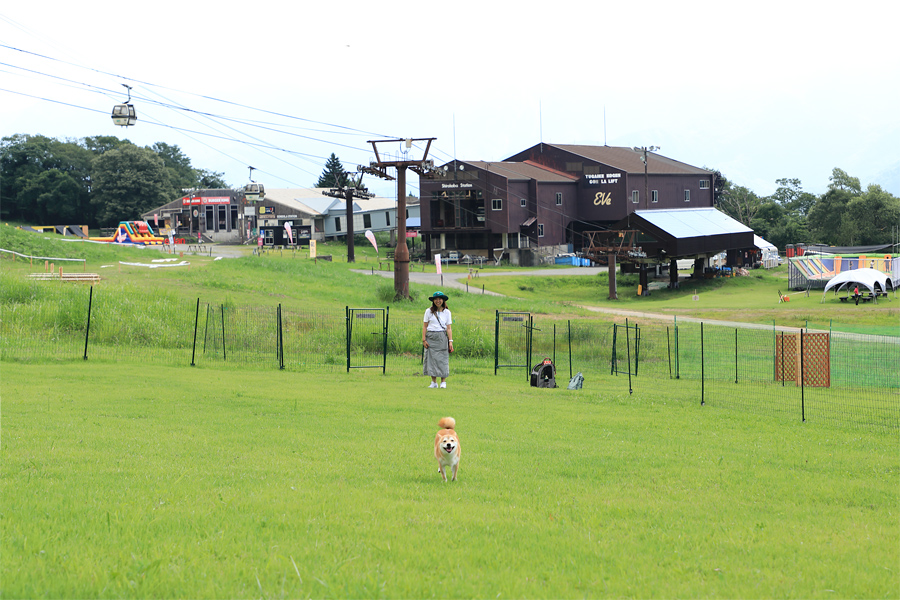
[839,293,875,304]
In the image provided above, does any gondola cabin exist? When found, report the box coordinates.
[111,103,137,126]
[244,182,265,202]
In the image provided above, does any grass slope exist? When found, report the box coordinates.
[2,363,897,599]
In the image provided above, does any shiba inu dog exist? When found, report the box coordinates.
[434,417,461,482]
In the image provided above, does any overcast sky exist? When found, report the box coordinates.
[2,0,898,201]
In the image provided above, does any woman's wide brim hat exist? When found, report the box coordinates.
[429,291,449,301]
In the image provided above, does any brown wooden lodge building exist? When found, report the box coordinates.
[418,143,750,269]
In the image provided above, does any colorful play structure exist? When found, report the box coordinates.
[18,225,89,237]
[788,252,899,291]
[89,221,166,245]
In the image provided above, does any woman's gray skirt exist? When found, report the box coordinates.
[423,330,450,378]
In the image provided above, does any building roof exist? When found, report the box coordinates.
[542,144,714,175]
[633,208,753,238]
[264,188,398,216]
[754,235,777,251]
[465,161,579,182]
[615,208,755,258]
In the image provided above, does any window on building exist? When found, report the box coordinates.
[520,197,527,208]
[583,165,600,175]
[335,217,341,232]
[699,180,710,189]
[492,198,502,211]
[684,190,691,202]
[651,190,659,203]
[565,162,583,172]
[632,190,639,204]
[363,213,371,229]
[385,212,390,226]
[538,223,544,237]
[556,192,562,206]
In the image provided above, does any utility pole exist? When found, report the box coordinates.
[633,146,659,210]
[323,172,373,263]
[360,137,436,299]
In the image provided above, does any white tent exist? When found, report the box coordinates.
[754,235,779,268]
[822,268,893,300]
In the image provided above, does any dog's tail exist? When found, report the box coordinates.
[438,416,456,430]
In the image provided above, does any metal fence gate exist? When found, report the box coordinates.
[345,307,389,373]
[611,319,641,393]
[494,311,533,378]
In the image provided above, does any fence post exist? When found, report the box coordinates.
[625,319,633,394]
[345,306,351,373]
[278,304,284,370]
[493,310,499,375]
[220,304,226,361]
[526,314,534,381]
[674,316,680,379]
[382,306,389,375]
[700,321,705,406]
[634,323,640,376]
[567,320,572,380]
[552,323,557,367]
[780,332,785,386]
[191,298,199,366]
[203,304,211,355]
[800,328,806,422]
[666,326,672,379]
[83,285,93,360]
[610,323,618,375]
[735,328,738,384]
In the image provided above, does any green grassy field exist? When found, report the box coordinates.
[1,225,899,598]
[2,363,897,599]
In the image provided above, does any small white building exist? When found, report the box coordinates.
[255,189,419,245]
[143,187,419,245]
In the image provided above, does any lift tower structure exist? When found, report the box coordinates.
[360,138,436,299]
[323,172,373,263]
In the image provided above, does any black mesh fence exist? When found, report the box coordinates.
[2,286,896,432]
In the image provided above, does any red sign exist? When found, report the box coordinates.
[181,196,231,206]
[406,231,418,237]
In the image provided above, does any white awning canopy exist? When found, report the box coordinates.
[822,268,892,297]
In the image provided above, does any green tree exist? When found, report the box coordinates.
[771,178,817,216]
[807,187,853,245]
[1,134,94,224]
[152,142,198,197]
[82,135,131,155]
[316,153,349,188]
[91,145,173,226]
[717,182,762,226]
[845,184,900,245]
[18,170,86,224]
[197,169,229,189]
[749,200,784,243]
[828,168,861,193]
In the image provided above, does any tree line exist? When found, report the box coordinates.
[1,134,227,228]
[715,168,899,248]
[2,134,898,247]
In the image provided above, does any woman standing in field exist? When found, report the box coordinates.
[422,291,453,388]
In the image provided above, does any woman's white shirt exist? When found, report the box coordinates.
[424,308,452,332]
